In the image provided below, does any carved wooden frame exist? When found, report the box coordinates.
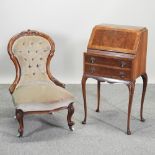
[8,30,74,137]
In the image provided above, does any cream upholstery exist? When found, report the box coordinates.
[12,80,74,111]
[11,35,74,112]
[12,36,51,82]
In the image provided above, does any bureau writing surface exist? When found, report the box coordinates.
[82,24,148,135]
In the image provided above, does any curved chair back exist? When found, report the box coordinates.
[8,30,55,93]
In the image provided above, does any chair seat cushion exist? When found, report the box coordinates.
[12,80,74,112]
[15,100,73,112]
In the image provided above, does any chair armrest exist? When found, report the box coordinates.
[9,84,16,94]
[50,75,65,88]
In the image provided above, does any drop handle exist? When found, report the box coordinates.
[120,61,127,68]
[119,71,126,78]
[90,57,95,63]
[90,67,95,73]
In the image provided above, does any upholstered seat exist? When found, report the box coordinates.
[8,30,75,137]
[13,80,74,112]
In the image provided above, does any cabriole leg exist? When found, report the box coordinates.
[140,73,148,122]
[67,103,75,131]
[16,109,24,137]
[81,75,88,124]
[96,80,101,112]
[126,81,135,135]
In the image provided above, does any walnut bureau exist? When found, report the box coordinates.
[81,24,148,135]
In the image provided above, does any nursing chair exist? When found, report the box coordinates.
[8,30,75,137]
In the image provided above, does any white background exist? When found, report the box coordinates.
[0,0,154,84]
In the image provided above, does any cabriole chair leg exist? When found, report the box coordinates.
[67,103,75,131]
[16,109,24,137]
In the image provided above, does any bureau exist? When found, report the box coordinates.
[81,24,148,135]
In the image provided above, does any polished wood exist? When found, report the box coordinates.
[16,109,24,137]
[96,80,101,112]
[140,73,148,122]
[67,103,75,131]
[82,24,148,135]
[81,75,88,124]
[8,30,74,137]
[126,81,135,135]
[88,24,146,54]
[85,53,132,68]
[85,62,131,81]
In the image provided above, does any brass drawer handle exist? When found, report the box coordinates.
[90,66,95,73]
[120,61,127,68]
[119,71,126,78]
[90,57,95,63]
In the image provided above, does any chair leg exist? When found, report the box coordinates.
[96,80,101,112]
[140,73,148,122]
[126,81,135,135]
[67,103,75,131]
[16,109,24,137]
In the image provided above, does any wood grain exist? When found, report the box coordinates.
[82,24,148,135]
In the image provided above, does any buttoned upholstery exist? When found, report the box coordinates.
[10,33,74,112]
[8,30,75,137]
[12,36,51,82]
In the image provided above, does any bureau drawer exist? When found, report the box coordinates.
[85,64,131,80]
[84,53,132,69]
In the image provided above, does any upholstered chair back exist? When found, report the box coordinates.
[8,30,75,137]
[8,30,55,93]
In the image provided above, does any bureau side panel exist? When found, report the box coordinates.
[133,29,148,79]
